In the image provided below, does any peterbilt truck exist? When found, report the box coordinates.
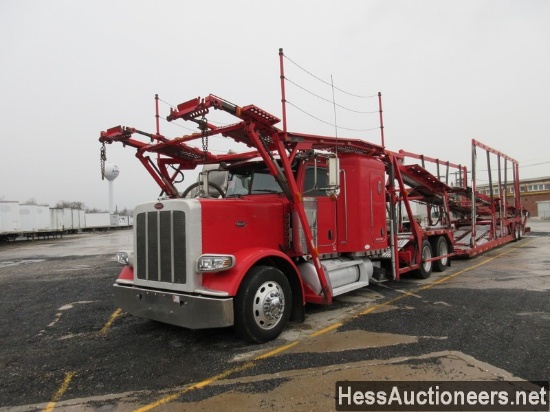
[99,94,525,343]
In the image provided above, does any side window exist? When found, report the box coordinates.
[303,167,328,197]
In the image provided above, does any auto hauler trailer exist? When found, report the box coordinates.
[99,90,526,343]
[101,44,527,342]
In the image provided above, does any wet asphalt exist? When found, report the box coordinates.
[0,224,549,411]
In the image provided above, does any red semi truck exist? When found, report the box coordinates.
[99,94,526,343]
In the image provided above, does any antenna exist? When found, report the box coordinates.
[378,92,385,148]
[331,74,338,154]
[279,48,288,137]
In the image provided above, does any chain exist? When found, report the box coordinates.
[200,116,208,159]
[100,142,107,180]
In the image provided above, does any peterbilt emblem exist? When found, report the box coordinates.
[235,221,247,227]
[154,202,164,210]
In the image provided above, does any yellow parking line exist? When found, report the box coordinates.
[134,238,535,411]
[255,341,301,359]
[43,371,75,412]
[310,322,343,337]
[99,308,122,336]
[135,361,257,412]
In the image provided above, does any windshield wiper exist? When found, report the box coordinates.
[251,189,282,194]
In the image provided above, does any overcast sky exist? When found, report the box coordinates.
[1,1,549,211]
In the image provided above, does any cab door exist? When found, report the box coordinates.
[302,163,337,254]
[370,171,387,244]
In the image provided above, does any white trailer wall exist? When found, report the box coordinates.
[72,209,81,230]
[110,214,119,227]
[0,201,20,233]
[79,210,86,229]
[85,213,111,228]
[19,205,37,232]
[50,208,64,231]
[63,208,73,231]
[36,205,51,231]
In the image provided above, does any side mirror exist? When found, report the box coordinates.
[328,157,340,188]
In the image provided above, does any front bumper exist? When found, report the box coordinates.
[114,284,234,329]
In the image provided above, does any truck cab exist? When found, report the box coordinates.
[114,152,388,343]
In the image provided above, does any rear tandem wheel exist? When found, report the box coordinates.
[414,240,433,279]
[431,235,449,272]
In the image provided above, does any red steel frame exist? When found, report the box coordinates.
[387,140,526,275]
[100,51,526,298]
[100,97,526,298]
[100,94,387,304]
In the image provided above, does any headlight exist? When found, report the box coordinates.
[116,251,132,265]
[197,255,235,272]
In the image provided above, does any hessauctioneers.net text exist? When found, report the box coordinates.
[336,381,549,411]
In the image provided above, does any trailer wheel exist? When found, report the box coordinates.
[234,266,292,343]
[431,236,449,272]
[415,240,433,279]
[515,223,522,241]
[181,182,225,198]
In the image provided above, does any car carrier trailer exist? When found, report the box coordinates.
[99,51,525,342]
[99,91,526,343]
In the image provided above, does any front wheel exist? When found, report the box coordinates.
[234,266,292,343]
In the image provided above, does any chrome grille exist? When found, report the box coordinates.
[136,210,186,284]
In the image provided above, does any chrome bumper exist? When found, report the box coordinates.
[114,284,234,329]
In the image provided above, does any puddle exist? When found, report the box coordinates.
[287,330,418,354]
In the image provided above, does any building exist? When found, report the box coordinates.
[477,176,550,218]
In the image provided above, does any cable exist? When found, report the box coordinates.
[286,101,380,132]
[283,54,377,99]
[157,97,176,108]
[160,116,197,132]
[284,77,378,114]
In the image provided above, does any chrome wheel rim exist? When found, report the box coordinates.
[439,240,448,266]
[252,281,285,330]
[422,244,432,272]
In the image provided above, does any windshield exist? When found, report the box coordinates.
[226,168,283,196]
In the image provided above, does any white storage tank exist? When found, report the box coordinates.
[0,201,20,233]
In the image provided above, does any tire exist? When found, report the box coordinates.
[414,240,433,279]
[234,266,292,343]
[512,223,522,242]
[431,236,449,272]
[181,182,225,198]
